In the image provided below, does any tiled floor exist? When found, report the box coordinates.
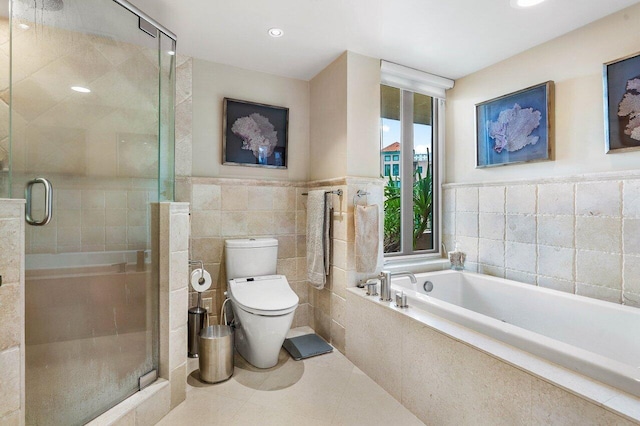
[158,327,424,425]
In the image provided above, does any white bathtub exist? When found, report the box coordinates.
[390,270,640,399]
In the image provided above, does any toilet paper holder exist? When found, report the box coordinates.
[189,259,205,284]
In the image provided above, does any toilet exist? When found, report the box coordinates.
[224,238,299,369]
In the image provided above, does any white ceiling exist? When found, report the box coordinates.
[130,0,640,81]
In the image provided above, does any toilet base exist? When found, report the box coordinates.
[231,303,296,369]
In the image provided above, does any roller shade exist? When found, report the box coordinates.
[380,60,454,99]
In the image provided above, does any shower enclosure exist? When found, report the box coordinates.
[0,0,175,424]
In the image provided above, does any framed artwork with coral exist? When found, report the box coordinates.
[604,52,640,153]
[475,81,554,168]
[222,98,289,168]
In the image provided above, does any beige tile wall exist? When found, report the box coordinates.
[346,289,639,425]
[157,203,189,410]
[175,177,311,328]
[307,177,384,353]
[443,172,640,308]
[173,174,384,352]
[0,199,25,426]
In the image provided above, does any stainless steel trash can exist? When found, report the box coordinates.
[198,325,234,383]
[188,306,207,358]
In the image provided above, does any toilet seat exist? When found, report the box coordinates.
[228,275,299,316]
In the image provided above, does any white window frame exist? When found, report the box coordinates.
[380,61,453,262]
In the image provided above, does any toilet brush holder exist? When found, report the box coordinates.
[187,261,212,357]
[188,293,208,358]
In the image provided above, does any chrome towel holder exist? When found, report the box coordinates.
[353,189,370,206]
[301,189,343,196]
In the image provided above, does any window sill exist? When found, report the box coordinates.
[383,255,450,274]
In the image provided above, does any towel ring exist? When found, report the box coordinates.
[353,189,370,206]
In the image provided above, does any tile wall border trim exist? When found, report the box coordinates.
[308,176,385,188]
[443,169,640,189]
[186,176,308,187]
[181,175,385,189]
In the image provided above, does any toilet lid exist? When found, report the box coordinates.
[228,275,299,312]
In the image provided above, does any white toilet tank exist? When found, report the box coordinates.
[225,238,278,280]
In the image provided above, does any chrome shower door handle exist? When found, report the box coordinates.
[25,177,53,226]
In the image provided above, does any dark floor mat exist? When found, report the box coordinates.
[283,333,333,360]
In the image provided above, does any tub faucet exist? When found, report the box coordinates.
[379,271,417,302]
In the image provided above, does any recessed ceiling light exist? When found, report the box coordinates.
[168,50,175,56]
[18,23,30,30]
[71,86,91,93]
[510,0,545,8]
[268,28,284,38]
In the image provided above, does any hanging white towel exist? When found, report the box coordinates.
[355,204,379,273]
[323,193,333,277]
[306,190,331,288]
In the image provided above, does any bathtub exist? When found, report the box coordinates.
[390,270,640,399]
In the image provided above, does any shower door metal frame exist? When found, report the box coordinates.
[112,0,177,41]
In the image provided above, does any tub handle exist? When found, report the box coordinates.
[366,282,378,296]
[395,291,408,308]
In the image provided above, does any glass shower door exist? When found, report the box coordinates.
[7,0,175,423]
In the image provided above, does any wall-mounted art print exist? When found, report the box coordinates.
[476,81,554,168]
[604,52,640,153]
[223,98,289,168]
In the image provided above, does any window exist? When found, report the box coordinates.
[384,164,390,176]
[392,154,399,161]
[384,155,391,161]
[380,61,452,258]
[392,164,399,176]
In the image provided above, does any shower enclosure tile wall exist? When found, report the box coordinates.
[174,56,193,179]
[3,0,177,423]
[85,201,187,426]
[157,203,188,410]
[0,200,25,425]
[5,16,161,253]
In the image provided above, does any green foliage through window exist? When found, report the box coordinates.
[383,150,432,253]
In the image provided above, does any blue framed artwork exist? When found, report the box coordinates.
[476,82,554,168]
[604,52,640,153]
[223,98,289,168]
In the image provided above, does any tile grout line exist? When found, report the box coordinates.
[572,183,577,295]
[620,181,626,304]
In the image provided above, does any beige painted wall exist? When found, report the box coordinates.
[191,59,310,181]
[309,51,381,181]
[346,52,381,178]
[445,3,640,184]
[309,53,348,181]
